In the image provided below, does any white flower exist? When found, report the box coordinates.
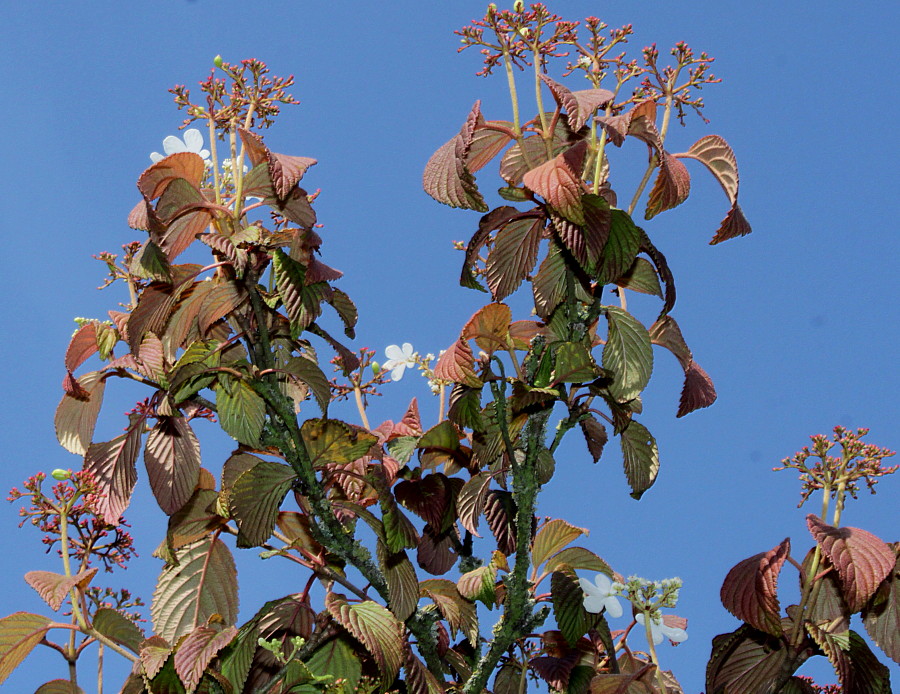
[150,128,211,163]
[578,55,593,68]
[382,343,416,381]
[579,573,623,618]
[635,612,688,645]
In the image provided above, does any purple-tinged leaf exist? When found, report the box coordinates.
[493,662,524,694]
[807,515,895,612]
[92,608,145,654]
[377,542,418,622]
[677,134,739,203]
[523,141,588,225]
[551,570,597,647]
[620,419,659,499]
[238,128,317,200]
[65,323,98,373]
[485,215,544,302]
[55,371,107,455]
[595,114,629,147]
[24,568,97,612]
[173,624,237,694]
[327,287,357,339]
[469,120,514,172]
[532,243,568,320]
[582,194,611,269]
[457,471,493,536]
[808,626,893,694]
[533,519,588,569]
[649,315,692,370]
[151,536,238,642]
[677,361,717,417]
[138,152,206,200]
[418,579,478,646]
[539,74,614,132]
[645,151,691,220]
[0,613,53,684]
[197,233,247,274]
[720,538,790,637]
[711,201,752,245]
[197,281,246,335]
[139,635,171,680]
[461,205,520,292]
[403,643,445,694]
[705,625,803,694]
[457,563,498,607]
[325,593,404,686]
[395,397,423,437]
[417,525,458,575]
[579,415,608,463]
[484,490,516,557]
[625,100,661,150]
[145,416,201,515]
[282,355,331,416]
[551,214,587,267]
[395,473,453,529]
[800,548,850,633]
[602,306,653,403]
[126,265,203,352]
[130,240,172,282]
[84,413,146,523]
[434,338,483,389]
[423,101,489,212]
[862,548,900,665]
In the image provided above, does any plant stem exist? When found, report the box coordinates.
[352,384,370,430]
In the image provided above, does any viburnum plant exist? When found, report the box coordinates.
[2,4,895,693]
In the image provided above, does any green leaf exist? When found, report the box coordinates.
[418,579,478,646]
[377,542,418,622]
[596,209,641,285]
[616,257,662,297]
[532,243,567,320]
[0,612,52,684]
[131,240,172,282]
[551,342,597,385]
[151,536,238,642]
[325,593,404,686]
[229,461,297,547]
[602,306,653,402]
[532,520,589,568]
[386,436,418,464]
[457,565,497,607]
[497,186,530,202]
[92,608,145,654]
[305,636,363,694]
[545,547,613,576]
[620,420,659,499]
[551,570,595,646]
[217,378,266,448]
[161,488,226,555]
[301,419,377,467]
[34,681,85,694]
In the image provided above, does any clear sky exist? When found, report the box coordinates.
[1,1,898,691]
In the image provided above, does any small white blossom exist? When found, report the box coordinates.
[382,343,417,381]
[579,573,623,618]
[636,612,688,645]
[578,55,593,68]
[150,128,211,163]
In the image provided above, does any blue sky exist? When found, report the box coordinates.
[1,1,898,691]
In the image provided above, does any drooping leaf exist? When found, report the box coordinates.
[423,101,489,212]
[173,624,237,694]
[92,608,145,654]
[532,242,568,320]
[151,536,238,642]
[327,287,358,339]
[197,281,246,336]
[457,471,493,536]
[300,419,377,467]
[807,515,895,612]
[616,258,662,297]
[417,525,458,575]
[131,240,173,282]
[325,593,404,686]
[485,214,544,302]
[0,612,52,684]
[595,209,642,285]
[138,152,206,200]
[484,490,516,557]
[644,151,690,220]
[602,306,653,402]
[540,74,613,132]
[677,361,717,417]
[551,570,595,646]
[84,412,146,523]
[230,461,297,547]
[469,120,514,172]
[579,415,608,463]
[55,370,107,455]
[533,520,589,568]
[24,568,97,612]
[462,303,512,355]
[140,635,172,680]
[834,630,893,693]
[145,417,201,516]
[434,338,483,388]
[460,205,520,292]
[216,378,266,448]
[395,473,453,529]
[281,355,331,416]
[620,420,659,499]
[862,549,900,665]
[720,538,790,637]
[65,322,99,373]
[649,315,692,370]
[377,542,418,622]
[418,579,478,646]
[457,564,497,607]
[403,644,445,694]
[523,141,588,224]
[705,625,800,694]
[710,201,752,245]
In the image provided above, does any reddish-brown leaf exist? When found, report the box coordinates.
[84,413,146,523]
[625,100,661,150]
[423,101,488,212]
[457,471,492,536]
[485,215,544,302]
[461,205,520,292]
[137,152,206,200]
[539,74,613,132]
[417,525,458,575]
[532,243,567,319]
[677,360,717,417]
[645,151,691,220]
[325,593,404,685]
[710,201,752,245]
[395,473,452,529]
[579,415,608,463]
[677,134,739,203]
[649,315,692,370]
[523,141,588,224]
[469,120,514,172]
[145,417,201,516]
[720,538,790,636]
[197,281,246,335]
[139,635,171,680]
[807,516,895,612]
[862,548,900,665]
[434,338,482,388]
[484,491,516,556]
[462,303,512,356]
[173,624,237,694]
[65,323,98,373]
[24,568,98,612]
[55,371,107,456]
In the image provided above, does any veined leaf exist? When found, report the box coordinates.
[544,547,612,576]
[0,612,52,684]
[616,257,662,297]
[705,625,798,694]
[217,378,266,448]
[151,536,238,642]
[485,215,544,302]
[423,101,489,212]
[145,416,201,516]
[305,636,363,694]
[92,608,145,654]
[24,568,97,612]
[460,205,520,292]
[678,360,717,417]
[457,564,497,607]
[469,120,514,172]
[457,471,493,536]
[173,624,237,694]
[84,412,146,524]
[540,74,613,132]
[55,370,107,455]
[532,243,567,320]
[230,461,297,547]
[377,542,418,622]
[462,302,512,356]
[602,306,653,402]
[434,338,483,388]
[595,209,641,285]
[862,549,900,665]
[620,420,659,499]
[65,322,99,373]
[281,354,331,416]
[138,152,206,200]
[197,281,246,335]
[645,151,690,220]
[130,240,172,282]
[325,593,404,686]
[523,141,588,225]
[139,635,172,680]
[719,538,790,637]
[551,342,597,385]
[419,579,478,646]
[579,415,608,463]
[533,520,588,568]
[300,419,377,467]
[551,570,596,647]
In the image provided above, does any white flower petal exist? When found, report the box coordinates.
[199,148,211,160]
[162,135,187,155]
[400,342,414,358]
[592,573,613,593]
[583,595,608,614]
[602,596,623,619]
[183,128,204,152]
[385,344,404,362]
[149,152,164,163]
[390,363,407,381]
[659,624,688,643]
